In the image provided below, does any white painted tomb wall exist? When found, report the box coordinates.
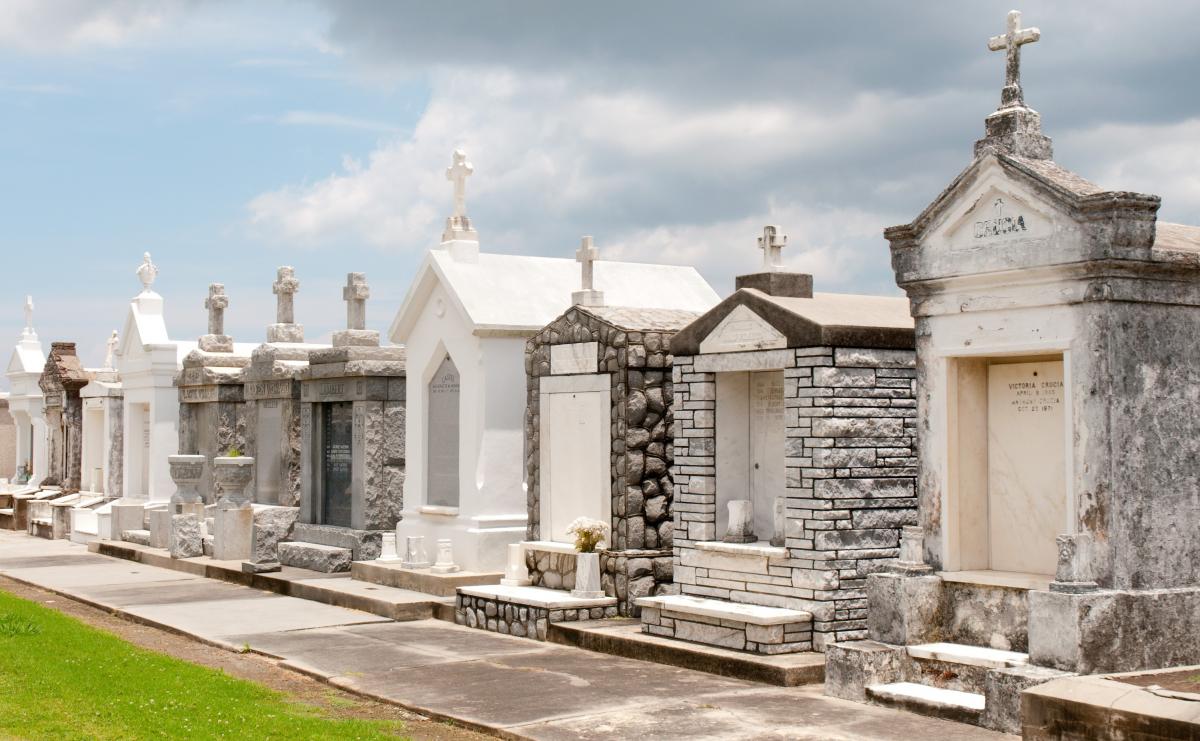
[6,332,49,485]
[538,373,610,544]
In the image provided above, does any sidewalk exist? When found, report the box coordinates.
[0,532,1008,739]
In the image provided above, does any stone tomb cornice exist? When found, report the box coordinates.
[299,375,404,403]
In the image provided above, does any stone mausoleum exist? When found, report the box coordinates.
[826,11,1200,734]
[638,226,917,656]
[38,341,93,491]
[286,273,406,571]
[521,237,703,615]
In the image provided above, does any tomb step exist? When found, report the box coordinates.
[907,642,1028,669]
[866,681,985,725]
[278,541,352,573]
[636,595,813,655]
[121,529,152,546]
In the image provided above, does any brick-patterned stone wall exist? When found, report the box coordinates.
[524,306,693,614]
[671,346,917,650]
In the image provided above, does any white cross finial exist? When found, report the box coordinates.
[135,252,158,290]
[204,283,229,336]
[576,236,598,291]
[23,295,33,333]
[988,9,1040,109]
[104,330,119,369]
[446,149,474,219]
[757,225,787,272]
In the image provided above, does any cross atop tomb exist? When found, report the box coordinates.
[272,266,300,325]
[23,295,33,334]
[988,9,1040,110]
[446,149,474,219]
[136,252,158,291]
[104,330,119,369]
[205,283,229,336]
[757,225,786,272]
[576,236,598,291]
[343,272,370,330]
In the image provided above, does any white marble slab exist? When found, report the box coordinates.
[635,594,809,626]
[459,584,615,610]
[868,682,985,711]
[907,642,1028,669]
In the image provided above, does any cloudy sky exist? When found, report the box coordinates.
[2,1,1199,378]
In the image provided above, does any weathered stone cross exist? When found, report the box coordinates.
[204,283,229,336]
[23,295,33,332]
[343,272,370,330]
[988,9,1040,109]
[757,225,786,272]
[576,236,598,291]
[272,266,300,324]
[446,149,474,219]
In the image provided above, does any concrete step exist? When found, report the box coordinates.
[121,529,152,546]
[279,541,352,573]
[550,618,825,686]
[867,681,985,725]
[907,642,1028,669]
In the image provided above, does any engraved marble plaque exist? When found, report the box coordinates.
[426,356,460,508]
[700,305,786,354]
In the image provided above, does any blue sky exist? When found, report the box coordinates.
[3,1,1199,378]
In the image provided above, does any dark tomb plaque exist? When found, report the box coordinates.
[321,401,353,527]
[426,355,460,508]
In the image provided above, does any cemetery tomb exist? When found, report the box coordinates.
[825,11,1200,735]
[389,152,719,577]
[514,239,706,617]
[0,397,15,483]
[37,342,94,493]
[637,224,917,657]
[289,272,406,572]
[5,298,50,488]
[78,361,122,497]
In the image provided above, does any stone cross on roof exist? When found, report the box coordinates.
[272,266,300,325]
[343,272,370,330]
[571,236,605,308]
[757,225,787,272]
[988,9,1040,110]
[204,284,229,336]
[104,330,119,369]
[136,252,158,291]
[446,149,474,219]
[23,295,33,333]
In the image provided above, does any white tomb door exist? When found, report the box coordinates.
[539,375,610,544]
[82,406,105,492]
[256,400,283,505]
[426,355,461,508]
[985,360,1067,575]
[715,370,785,541]
[140,408,151,498]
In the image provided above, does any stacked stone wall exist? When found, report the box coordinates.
[671,346,917,649]
[524,307,679,613]
[455,593,618,640]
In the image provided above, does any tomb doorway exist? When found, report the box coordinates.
[82,406,104,492]
[538,374,610,543]
[320,401,353,527]
[715,370,785,542]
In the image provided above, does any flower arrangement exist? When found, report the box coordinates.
[225,447,243,458]
[566,517,609,553]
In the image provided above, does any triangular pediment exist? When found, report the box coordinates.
[698,304,786,354]
[922,157,1071,254]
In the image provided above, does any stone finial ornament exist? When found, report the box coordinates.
[104,330,119,369]
[987,9,1040,111]
[757,225,786,272]
[267,266,304,343]
[22,295,34,336]
[446,149,474,219]
[571,235,605,307]
[136,252,158,290]
[198,283,233,352]
[343,272,370,331]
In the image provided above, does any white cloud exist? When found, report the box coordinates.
[0,0,173,52]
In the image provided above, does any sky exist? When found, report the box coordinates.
[2,1,1199,381]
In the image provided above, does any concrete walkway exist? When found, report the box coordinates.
[0,532,1009,739]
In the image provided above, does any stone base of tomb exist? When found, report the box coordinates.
[522,542,675,617]
[824,640,1073,734]
[212,507,253,561]
[455,585,618,641]
[636,595,813,655]
[351,560,502,597]
[288,523,385,561]
[278,541,352,573]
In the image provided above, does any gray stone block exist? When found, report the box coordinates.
[212,506,253,561]
[982,664,1075,735]
[866,572,943,645]
[169,514,203,558]
[148,508,171,548]
[278,541,352,573]
[823,640,903,702]
[249,506,299,566]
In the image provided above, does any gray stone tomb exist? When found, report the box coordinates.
[290,272,406,571]
[825,11,1200,734]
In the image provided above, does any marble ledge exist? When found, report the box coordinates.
[459,584,616,610]
[938,569,1053,591]
[695,540,788,559]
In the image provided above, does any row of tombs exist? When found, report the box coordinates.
[3,20,1200,735]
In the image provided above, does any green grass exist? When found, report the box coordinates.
[0,590,408,740]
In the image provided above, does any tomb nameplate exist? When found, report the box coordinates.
[256,401,283,504]
[427,356,460,508]
[180,386,220,404]
[945,186,1053,252]
[986,360,1066,575]
[321,402,353,527]
[551,342,599,375]
[245,379,295,400]
[700,305,786,354]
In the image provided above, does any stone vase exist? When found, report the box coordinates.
[213,456,255,509]
[724,499,756,543]
[571,551,604,598]
[168,455,206,509]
